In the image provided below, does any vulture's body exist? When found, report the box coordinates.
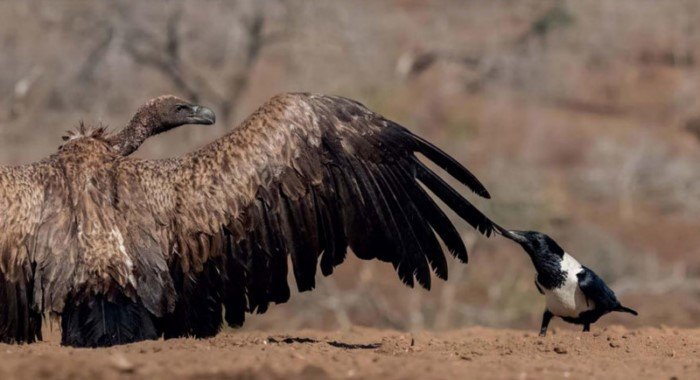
[0,93,496,347]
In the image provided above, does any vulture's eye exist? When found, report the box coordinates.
[176,105,190,112]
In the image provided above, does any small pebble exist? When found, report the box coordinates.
[111,353,136,373]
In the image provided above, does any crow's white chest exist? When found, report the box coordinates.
[537,253,593,318]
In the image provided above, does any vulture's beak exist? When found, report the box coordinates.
[188,105,216,125]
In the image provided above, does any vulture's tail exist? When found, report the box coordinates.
[61,292,159,347]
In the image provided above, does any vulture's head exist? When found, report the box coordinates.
[144,95,216,133]
[106,95,217,156]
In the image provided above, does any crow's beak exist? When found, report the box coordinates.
[493,224,529,244]
[188,105,216,125]
[505,230,529,244]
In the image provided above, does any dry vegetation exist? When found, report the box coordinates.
[0,0,699,333]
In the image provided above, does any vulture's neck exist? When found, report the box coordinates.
[108,110,156,156]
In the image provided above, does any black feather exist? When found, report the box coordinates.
[368,164,427,288]
[61,291,158,348]
[356,163,413,274]
[162,258,223,339]
[614,305,638,316]
[341,160,393,262]
[0,272,42,344]
[323,169,349,269]
[280,187,318,293]
[222,230,247,327]
[395,164,469,263]
[402,128,491,199]
[414,159,495,237]
[383,164,448,281]
[262,196,291,305]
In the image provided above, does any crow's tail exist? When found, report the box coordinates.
[614,305,638,316]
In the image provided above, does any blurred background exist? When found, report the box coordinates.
[1,0,699,331]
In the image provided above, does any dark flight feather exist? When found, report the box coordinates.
[408,130,491,199]
[414,159,494,237]
[111,93,498,336]
[0,93,496,346]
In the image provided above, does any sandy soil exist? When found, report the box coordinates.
[1,326,698,380]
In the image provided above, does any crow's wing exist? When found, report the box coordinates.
[577,266,620,310]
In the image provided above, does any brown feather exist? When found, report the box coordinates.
[0,94,215,344]
[116,92,496,330]
[0,92,494,345]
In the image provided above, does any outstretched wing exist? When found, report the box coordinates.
[577,266,619,310]
[0,161,70,343]
[117,93,495,326]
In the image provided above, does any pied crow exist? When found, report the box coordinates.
[494,227,638,336]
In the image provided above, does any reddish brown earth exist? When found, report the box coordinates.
[1,326,698,380]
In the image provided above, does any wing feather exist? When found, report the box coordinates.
[0,162,64,343]
[577,266,620,310]
[117,93,496,327]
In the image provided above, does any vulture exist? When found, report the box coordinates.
[0,95,214,344]
[0,93,496,347]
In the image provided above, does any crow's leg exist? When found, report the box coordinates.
[582,323,590,332]
[540,310,553,337]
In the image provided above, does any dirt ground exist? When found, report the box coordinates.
[0,326,698,380]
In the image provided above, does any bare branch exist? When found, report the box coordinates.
[118,3,280,124]
[77,26,115,83]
